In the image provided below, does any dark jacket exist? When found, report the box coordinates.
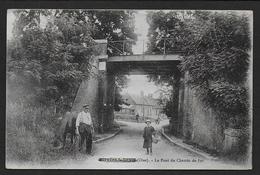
[143,126,155,148]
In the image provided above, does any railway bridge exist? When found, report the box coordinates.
[72,39,226,153]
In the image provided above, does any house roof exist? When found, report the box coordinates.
[119,104,134,109]
[122,93,162,108]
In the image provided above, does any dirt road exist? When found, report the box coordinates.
[45,120,243,169]
[9,120,246,169]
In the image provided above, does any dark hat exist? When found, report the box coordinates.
[83,104,89,108]
[145,119,151,124]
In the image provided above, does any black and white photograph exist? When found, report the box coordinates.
[6,9,252,169]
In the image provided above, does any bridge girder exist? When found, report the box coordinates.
[107,54,182,75]
[107,60,181,75]
[108,54,182,62]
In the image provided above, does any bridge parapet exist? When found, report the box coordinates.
[108,38,185,56]
[108,54,182,62]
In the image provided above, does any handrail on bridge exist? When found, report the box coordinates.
[107,37,184,56]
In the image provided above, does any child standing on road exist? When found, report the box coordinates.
[143,119,155,155]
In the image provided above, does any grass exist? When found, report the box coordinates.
[6,102,123,165]
[6,102,64,164]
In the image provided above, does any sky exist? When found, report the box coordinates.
[121,75,159,96]
[132,10,149,54]
[6,10,160,96]
[123,11,159,96]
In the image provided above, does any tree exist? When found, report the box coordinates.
[7,9,95,112]
[86,10,137,56]
[7,9,137,114]
[147,71,180,130]
[146,10,251,129]
[146,10,190,54]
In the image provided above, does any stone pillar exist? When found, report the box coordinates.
[105,74,116,130]
[95,40,108,133]
[98,71,107,133]
[169,70,181,136]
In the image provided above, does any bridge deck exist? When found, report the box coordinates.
[107,55,181,75]
[108,54,182,62]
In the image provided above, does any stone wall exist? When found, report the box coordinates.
[180,73,224,152]
[71,40,108,130]
[71,58,100,129]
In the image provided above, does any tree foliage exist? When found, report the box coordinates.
[7,9,95,111]
[146,10,191,54]
[86,10,137,56]
[7,9,136,113]
[146,10,251,128]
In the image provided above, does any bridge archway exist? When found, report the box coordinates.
[72,40,184,133]
[103,54,183,134]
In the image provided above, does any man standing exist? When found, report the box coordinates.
[76,104,94,154]
[136,113,139,123]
